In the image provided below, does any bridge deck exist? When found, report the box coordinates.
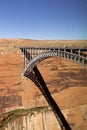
[20,47,87,76]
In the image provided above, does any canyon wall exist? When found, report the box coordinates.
[0,105,87,130]
[0,39,87,129]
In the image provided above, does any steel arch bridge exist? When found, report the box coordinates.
[20,46,87,76]
[20,46,87,130]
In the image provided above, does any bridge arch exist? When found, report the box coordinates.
[23,50,86,76]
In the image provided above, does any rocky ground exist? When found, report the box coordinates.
[0,39,87,129]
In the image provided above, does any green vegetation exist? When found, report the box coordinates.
[0,106,48,128]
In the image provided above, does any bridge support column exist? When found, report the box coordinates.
[58,49,60,57]
[71,49,73,60]
[78,49,81,55]
[25,48,28,65]
[64,49,66,58]
[78,49,81,63]
[29,48,31,60]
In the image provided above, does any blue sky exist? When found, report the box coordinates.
[0,0,87,40]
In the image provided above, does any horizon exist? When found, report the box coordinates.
[0,37,87,41]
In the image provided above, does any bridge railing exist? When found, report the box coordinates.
[20,47,87,69]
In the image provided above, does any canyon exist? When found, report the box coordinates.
[0,39,87,129]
